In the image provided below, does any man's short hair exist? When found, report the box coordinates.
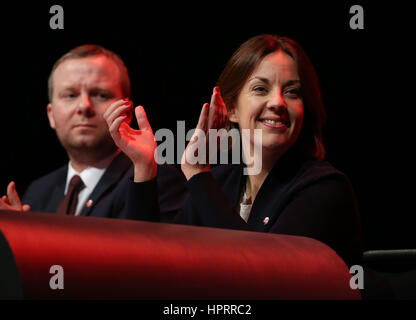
[48,44,131,101]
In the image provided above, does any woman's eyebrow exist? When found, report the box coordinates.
[248,77,301,86]
[284,80,301,86]
[248,76,269,83]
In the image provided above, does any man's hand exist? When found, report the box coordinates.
[0,181,30,212]
[104,99,157,182]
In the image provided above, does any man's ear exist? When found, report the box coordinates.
[46,103,56,129]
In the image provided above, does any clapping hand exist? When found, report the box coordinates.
[0,181,30,212]
[104,99,157,182]
[181,86,228,180]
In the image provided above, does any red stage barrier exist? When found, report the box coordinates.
[0,210,360,299]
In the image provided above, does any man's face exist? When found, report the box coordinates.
[47,55,124,157]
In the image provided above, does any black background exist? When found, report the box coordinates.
[1,1,414,251]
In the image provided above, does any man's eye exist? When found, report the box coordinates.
[94,93,111,100]
[65,93,77,99]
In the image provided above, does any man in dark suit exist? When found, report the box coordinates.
[0,44,187,219]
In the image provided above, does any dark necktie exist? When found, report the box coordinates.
[56,175,85,215]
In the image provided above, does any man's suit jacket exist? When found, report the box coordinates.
[23,152,188,220]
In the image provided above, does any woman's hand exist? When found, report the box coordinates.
[104,99,157,182]
[181,87,228,180]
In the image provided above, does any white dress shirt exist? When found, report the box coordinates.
[64,151,120,215]
[239,192,252,223]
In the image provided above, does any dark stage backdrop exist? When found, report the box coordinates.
[1,2,414,251]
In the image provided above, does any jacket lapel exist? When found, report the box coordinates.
[247,151,309,231]
[221,164,245,209]
[48,166,68,213]
[79,153,132,216]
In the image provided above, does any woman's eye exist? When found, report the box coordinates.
[285,88,301,98]
[253,86,267,94]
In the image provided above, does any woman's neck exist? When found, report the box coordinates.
[244,148,282,203]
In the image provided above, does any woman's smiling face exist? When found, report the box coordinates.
[230,50,304,157]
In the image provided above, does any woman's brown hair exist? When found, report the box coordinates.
[217,34,326,160]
